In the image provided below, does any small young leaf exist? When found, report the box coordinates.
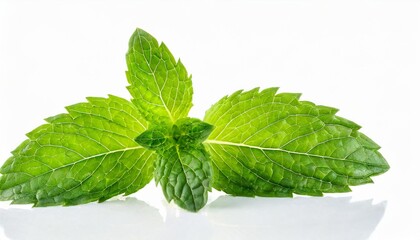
[0,96,155,206]
[135,118,213,212]
[136,128,169,150]
[173,118,214,145]
[126,28,193,124]
[203,88,389,197]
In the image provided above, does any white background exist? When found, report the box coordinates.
[0,0,419,239]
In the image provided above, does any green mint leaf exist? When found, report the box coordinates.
[135,127,169,150]
[0,95,155,206]
[126,28,193,124]
[135,118,213,149]
[154,144,212,212]
[135,118,213,211]
[203,88,389,197]
[173,118,214,145]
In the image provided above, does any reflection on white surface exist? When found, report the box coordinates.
[0,198,162,240]
[0,197,385,240]
[206,197,385,240]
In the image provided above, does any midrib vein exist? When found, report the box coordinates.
[204,139,348,162]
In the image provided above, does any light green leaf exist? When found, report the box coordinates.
[0,95,155,206]
[126,28,193,124]
[203,88,389,197]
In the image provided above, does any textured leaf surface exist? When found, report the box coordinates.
[155,144,212,212]
[204,88,389,197]
[135,118,213,212]
[172,118,214,146]
[126,28,193,124]
[0,96,155,206]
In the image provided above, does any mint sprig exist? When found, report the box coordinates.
[0,28,389,212]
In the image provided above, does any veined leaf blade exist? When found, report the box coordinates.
[203,88,389,197]
[126,28,193,124]
[155,144,212,212]
[0,95,155,206]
